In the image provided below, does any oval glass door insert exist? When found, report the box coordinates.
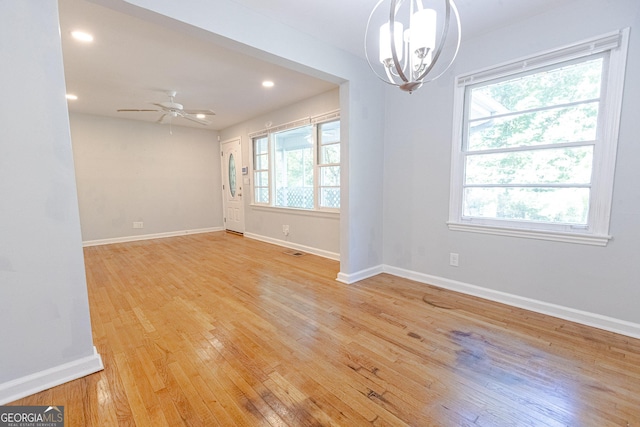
[228,153,237,197]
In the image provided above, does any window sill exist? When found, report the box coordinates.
[447,222,611,246]
[250,204,339,219]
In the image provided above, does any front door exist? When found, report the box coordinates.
[221,138,244,234]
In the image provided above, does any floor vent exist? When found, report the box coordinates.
[284,250,305,257]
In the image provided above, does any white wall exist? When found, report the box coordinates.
[219,89,340,257]
[0,1,102,403]
[383,0,640,329]
[70,113,222,243]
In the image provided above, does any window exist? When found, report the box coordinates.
[449,30,629,245]
[251,113,340,211]
[253,136,269,204]
[318,120,341,209]
[274,126,314,209]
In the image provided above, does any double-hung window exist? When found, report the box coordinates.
[253,136,269,204]
[251,112,340,211]
[449,30,629,245]
[274,126,314,209]
[318,120,341,209]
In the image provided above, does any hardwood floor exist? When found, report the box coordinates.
[10,232,640,425]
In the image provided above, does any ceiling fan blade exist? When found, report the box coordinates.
[182,114,211,125]
[117,109,159,112]
[182,109,216,116]
[157,114,171,124]
[152,103,175,111]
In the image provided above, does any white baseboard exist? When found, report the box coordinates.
[337,264,640,340]
[0,347,104,405]
[83,227,224,247]
[244,232,340,261]
[336,265,384,284]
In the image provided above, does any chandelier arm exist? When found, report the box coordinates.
[384,65,397,82]
[401,37,411,77]
[389,0,409,84]
[412,54,427,79]
[389,65,403,78]
[415,0,461,83]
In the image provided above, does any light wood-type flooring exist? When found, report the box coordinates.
[10,232,640,425]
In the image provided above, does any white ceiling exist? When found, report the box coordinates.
[59,0,571,130]
[228,0,568,58]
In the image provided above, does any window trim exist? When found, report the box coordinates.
[448,29,629,245]
[250,204,339,219]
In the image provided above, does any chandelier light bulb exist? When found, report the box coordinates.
[379,21,404,64]
[410,8,437,56]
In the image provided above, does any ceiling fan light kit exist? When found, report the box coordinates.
[365,0,461,93]
[117,91,215,126]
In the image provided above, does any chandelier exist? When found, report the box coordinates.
[365,0,461,93]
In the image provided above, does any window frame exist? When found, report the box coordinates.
[249,111,340,213]
[317,120,341,210]
[252,135,270,206]
[273,124,316,210]
[448,29,629,246]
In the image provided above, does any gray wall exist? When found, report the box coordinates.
[219,89,340,256]
[382,0,640,325]
[70,113,222,242]
[0,1,96,385]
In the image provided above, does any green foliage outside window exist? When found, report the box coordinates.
[463,57,603,225]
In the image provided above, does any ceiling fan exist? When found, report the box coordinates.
[117,91,215,126]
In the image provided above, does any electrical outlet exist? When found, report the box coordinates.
[282,225,290,236]
[133,221,144,229]
[449,252,459,267]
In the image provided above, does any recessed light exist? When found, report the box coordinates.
[196,114,206,119]
[71,31,94,43]
[262,80,275,88]
[66,94,78,100]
